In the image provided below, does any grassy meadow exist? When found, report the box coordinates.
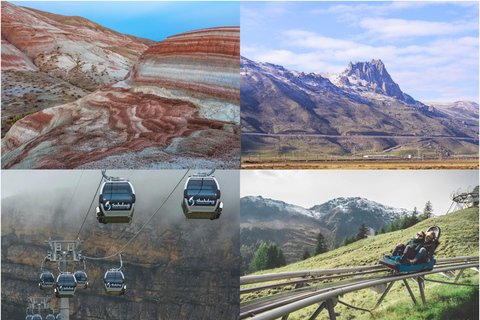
[242,207,479,319]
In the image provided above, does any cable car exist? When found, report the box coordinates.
[379,226,441,272]
[104,270,126,295]
[39,271,55,290]
[56,315,61,320]
[32,315,42,320]
[74,270,88,289]
[46,315,55,320]
[97,181,135,224]
[26,316,33,320]
[54,273,77,298]
[182,176,223,220]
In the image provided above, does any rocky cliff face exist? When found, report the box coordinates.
[1,171,240,319]
[1,1,155,138]
[1,1,151,90]
[2,27,240,169]
[341,60,417,105]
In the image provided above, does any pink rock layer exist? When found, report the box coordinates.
[1,85,239,169]
[127,27,240,103]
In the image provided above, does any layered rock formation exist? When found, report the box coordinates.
[2,27,240,169]
[1,1,151,90]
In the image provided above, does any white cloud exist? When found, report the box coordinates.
[360,18,478,39]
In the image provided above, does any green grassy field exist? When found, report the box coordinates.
[242,207,479,319]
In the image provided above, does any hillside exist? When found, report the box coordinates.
[241,207,479,320]
[244,207,478,274]
[240,196,409,267]
[240,56,479,158]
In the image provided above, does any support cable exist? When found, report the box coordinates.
[75,174,104,240]
[84,169,190,261]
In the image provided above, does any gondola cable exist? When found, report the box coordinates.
[84,169,190,261]
[75,174,104,240]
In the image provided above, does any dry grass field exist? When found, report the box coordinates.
[241,159,479,170]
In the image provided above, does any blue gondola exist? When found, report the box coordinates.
[56,315,61,320]
[379,226,440,272]
[97,181,136,224]
[26,316,33,320]
[74,270,88,289]
[55,273,77,298]
[46,315,55,320]
[39,272,55,290]
[182,176,223,220]
[104,270,126,295]
[32,315,42,320]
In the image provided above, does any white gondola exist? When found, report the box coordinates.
[32,315,42,320]
[46,315,55,320]
[39,272,55,290]
[104,270,126,295]
[54,273,77,298]
[97,180,136,224]
[74,270,88,289]
[182,176,223,220]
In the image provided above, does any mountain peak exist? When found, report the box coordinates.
[342,59,416,104]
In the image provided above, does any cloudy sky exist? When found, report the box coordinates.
[11,1,240,42]
[241,1,479,103]
[241,170,479,216]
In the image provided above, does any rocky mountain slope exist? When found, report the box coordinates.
[2,26,240,169]
[241,56,478,157]
[1,172,240,319]
[1,1,155,138]
[240,195,408,264]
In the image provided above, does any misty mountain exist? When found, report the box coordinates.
[1,171,240,320]
[240,195,408,265]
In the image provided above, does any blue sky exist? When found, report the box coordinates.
[241,1,479,103]
[12,1,240,42]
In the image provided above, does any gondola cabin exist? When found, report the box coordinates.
[32,315,42,320]
[54,273,77,298]
[97,181,135,224]
[39,272,55,290]
[56,315,61,320]
[379,226,441,273]
[46,315,55,320]
[74,271,88,289]
[182,177,223,220]
[26,316,33,320]
[104,270,126,295]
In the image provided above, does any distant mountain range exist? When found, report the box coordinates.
[240,56,478,156]
[240,195,409,264]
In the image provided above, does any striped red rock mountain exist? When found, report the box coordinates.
[1,1,151,89]
[1,27,240,169]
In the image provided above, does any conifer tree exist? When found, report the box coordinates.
[356,223,368,240]
[378,226,385,234]
[312,232,328,256]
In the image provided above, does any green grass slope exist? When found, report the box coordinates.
[243,207,479,320]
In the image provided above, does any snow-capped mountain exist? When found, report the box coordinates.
[240,195,409,263]
[241,56,479,155]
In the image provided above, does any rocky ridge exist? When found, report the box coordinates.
[240,195,408,264]
[2,26,240,169]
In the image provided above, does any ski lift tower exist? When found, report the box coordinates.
[447,186,480,213]
[45,239,84,320]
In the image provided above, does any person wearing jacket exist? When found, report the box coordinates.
[384,231,425,263]
[405,230,439,265]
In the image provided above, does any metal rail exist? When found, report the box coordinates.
[241,256,478,285]
[246,262,478,320]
